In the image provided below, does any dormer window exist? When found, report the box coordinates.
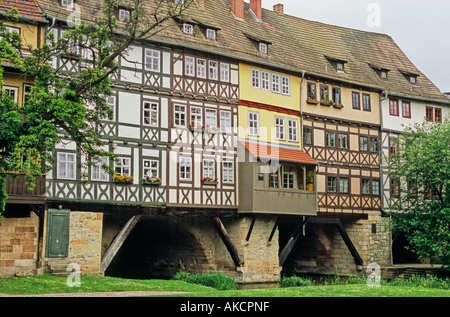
[325,56,347,74]
[369,64,389,80]
[399,69,419,85]
[409,76,417,84]
[206,28,216,40]
[336,62,344,72]
[259,42,268,54]
[183,23,194,35]
[381,71,387,79]
[118,9,130,21]
[61,0,73,8]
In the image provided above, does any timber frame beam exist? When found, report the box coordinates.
[213,216,244,267]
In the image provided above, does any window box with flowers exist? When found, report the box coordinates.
[201,177,218,185]
[113,174,133,184]
[204,126,219,134]
[142,176,161,186]
[189,124,204,133]
[320,99,332,106]
[306,98,319,105]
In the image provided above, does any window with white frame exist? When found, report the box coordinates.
[91,157,109,181]
[261,71,270,90]
[3,86,18,102]
[118,9,130,21]
[57,152,76,179]
[202,159,215,179]
[183,23,193,35]
[105,95,116,120]
[206,29,216,40]
[275,117,285,140]
[282,166,296,189]
[272,74,280,93]
[209,61,218,80]
[223,161,234,183]
[61,0,73,8]
[174,104,186,127]
[288,119,298,142]
[220,111,232,133]
[190,107,202,127]
[282,76,290,95]
[339,178,349,193]
[143,102,158,127]
[205,109,217,129]
[220,63,230,82]
[197,59,206,78]
[248,111,259,136]
[362,179,371,195]
[23,84,33,105]
[115,157,131,176]
[143,159,158,178]
[185,56,195,76]
[259,42,268,54]
[145,49,160,72]
[5,26,20,34]
[251,69,260,88]
[179,157,192,180]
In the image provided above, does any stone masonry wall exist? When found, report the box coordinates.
[0,212,39,278]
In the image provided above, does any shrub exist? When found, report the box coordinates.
[389,274,450,290]
[172,271,237,291]
[280,275,313,288]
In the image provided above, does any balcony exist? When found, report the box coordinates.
[5,173,46,204]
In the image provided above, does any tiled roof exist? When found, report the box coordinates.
[0,0,46,22]
[31,0,448,102]
[241,141,318,165]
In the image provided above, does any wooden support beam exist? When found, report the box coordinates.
[100,214,142,272]
[267,218,278,245]
[279,217,307,266]
[245,217,256,242]
[213,216,244,267]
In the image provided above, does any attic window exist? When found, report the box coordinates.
[336,63,344,72]
[325,56,347,73]
[399,70,419,85]
[206,29,216,40]
[183,23,194,35]
[381,71,387,79]
[118,9,130,21]
[369,64,389,80]
[409,76,417,84]
[259,42,268,54]
[61,0,74,8]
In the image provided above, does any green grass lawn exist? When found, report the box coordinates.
[0,274,449,297]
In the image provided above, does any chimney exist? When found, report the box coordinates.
[196,0,205,7]
[250,0,262,21]
[231,0,245,20]
[273,4,283,15]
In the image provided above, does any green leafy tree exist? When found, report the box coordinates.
[0,0,193,215]
[386,118,450,267]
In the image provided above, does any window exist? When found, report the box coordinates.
[115,157,131,176]
[327,176,337,193]
[339,178,349,193]
[307,82,317,101]
[220,111,231,133]
[118,9,130,21]
[145,49,160,72]
[197,59,206,78]
[23,84,33,105]
[220,63,230,82]
[5,26,20,35]
[390,138,399,155]
[179,157,192,180]
[426,106,433,122]
[251,69,260,88]
[269,171,279,188]
[57,153,76,179]
[91,157,109,181]
[61,0,73,8]
[337,133,348,149]
[209,61,218,80]
[272,74,280,93]
[190,107,202,127]
[3,86,18,102]
[321,85,329,101]
[259,42,268,54]
[360,136,368,151]
[185,56,195,76]
[105,95,116,120]
[409,76,416,84]
[261,71,270,90]
[223,162,234,183]
[174,104,186,127]
[205,109,217,129]
[326,131,336,147]
[332,87,341,105]
[248,112,259,136]
[183,23,193,35]
[336,62,344,72]
[282,166,296,189]
[402,101,411,118]
[362,179,371,195]
[372,180,380,196]
[282,76,290,95]
[202,159,215,179]
[359,136,368,151]
[206,29,216,40]
[381,71,387,79]
[390,179,400,196]
[352,92,360,109]
[143,102,158,127]
[143,159,158,178]
[303,127,312,145]
[363,94,371,111]
[389,99,399,116]
[369,137,378,153]
[275,117,285,140]
[288,119,298,142]
[435,108,442,123]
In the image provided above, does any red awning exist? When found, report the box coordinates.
[241,141,318,165]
